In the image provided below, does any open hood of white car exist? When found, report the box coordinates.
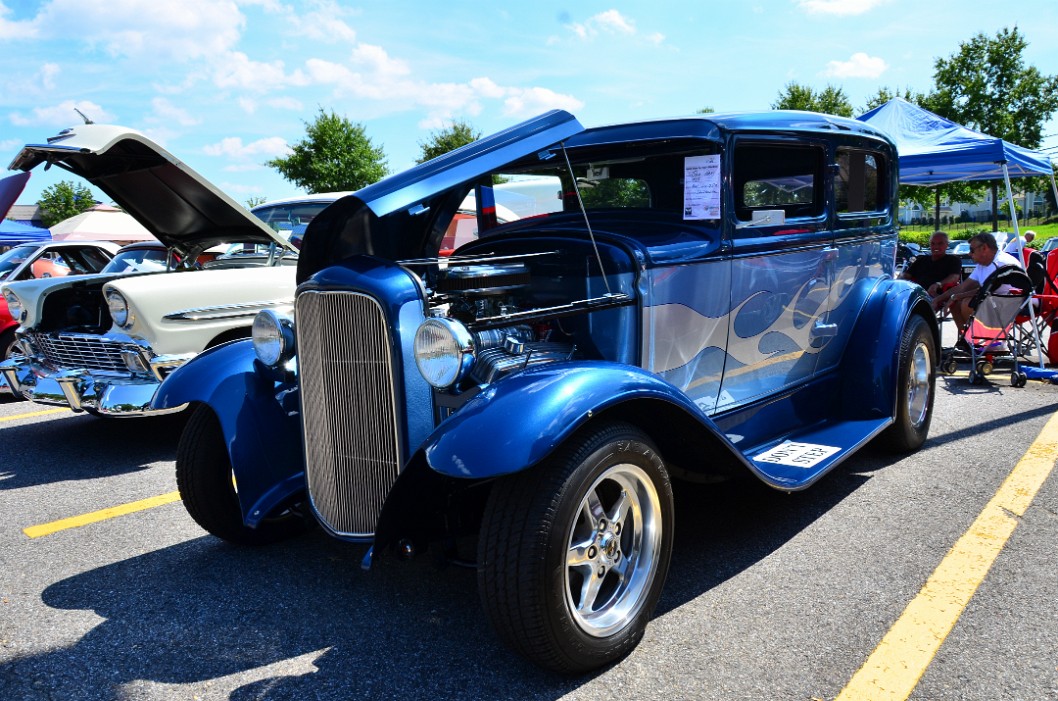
[9,124,293,252]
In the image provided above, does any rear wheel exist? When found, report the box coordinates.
[478,422,674,674]
[176,404,308,545]
[0,328,15,360]
[878,315,936,452]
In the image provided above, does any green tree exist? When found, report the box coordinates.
[244,195,267,209]
[416,119,481,164]
[930,26,1058,229]
[861,86,929,114]
[266,108,388,193]
[37,180,96,227]
[932,26,1058,149]
[772,82,853,117]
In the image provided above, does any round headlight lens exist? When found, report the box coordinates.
[3,290,23,322]
[106,290,129,327]
[252,309,295,367]
[414,317,474,389]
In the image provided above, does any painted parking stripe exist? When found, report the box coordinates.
[836,409,1058,701]
[23,491,182,538]
[1,407,68,422]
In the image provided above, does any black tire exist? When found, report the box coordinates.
[0,328,15,360]
[176,404,308,545]
[0,328,25,401]
[877,315,936,452]
[477,422,674,674]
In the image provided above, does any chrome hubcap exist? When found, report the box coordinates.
[906,340,932,429]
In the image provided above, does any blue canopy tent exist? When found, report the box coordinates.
[858,98,1058,377]
[0,171,50,245]
[0,218,50,245]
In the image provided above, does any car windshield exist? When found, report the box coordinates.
[0,244,36,280]
[101,247,170,274]
[954,242,970,254]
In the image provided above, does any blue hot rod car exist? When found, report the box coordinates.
[155,110,937,673]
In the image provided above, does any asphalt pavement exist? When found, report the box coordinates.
[1,353,1056,700]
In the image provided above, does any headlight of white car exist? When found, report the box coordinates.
[106,290,130,327]
[414,317,474,389]
[252,309,295,367]
[3,290,23,322]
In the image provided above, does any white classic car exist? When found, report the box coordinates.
[0,123,343,416]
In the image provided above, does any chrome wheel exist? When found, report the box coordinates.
[564,463,664,637]
[906,339,932,431]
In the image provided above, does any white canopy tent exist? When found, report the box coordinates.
[50,205,156,243]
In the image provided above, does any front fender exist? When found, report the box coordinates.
[153,339,306,527]
[840,278,936,419]
[423,361,719,479]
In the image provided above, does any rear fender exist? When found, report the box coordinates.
[839,279,936,419]
[153,339,305,526]
[423,361,739,479]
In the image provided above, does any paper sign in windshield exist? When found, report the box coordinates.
[683,154,720,220]
[755,441,840,469]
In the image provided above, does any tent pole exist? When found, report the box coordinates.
[1002,164,1044,369]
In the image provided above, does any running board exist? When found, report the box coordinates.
[741,417,893,491]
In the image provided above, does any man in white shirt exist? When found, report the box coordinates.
[1003,230,1035,256]
[932,232,1023,334]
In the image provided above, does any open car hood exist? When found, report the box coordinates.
[296,110,583,283]
[9,124,292,252]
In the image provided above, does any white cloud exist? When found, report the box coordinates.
[567,10,654,41]
[203,135,290,159]
[38,62,60,90]
[267,96,303,111]
[502,87,584,118]
[32,0,246,62]
[212,51,308,91]
[0,1,40,40]
[150,97,200,126]
[0,138,20,152]
[10,100,114,127]
[290,0,357,43]
[797,0,887,16]
[823,52,888,78]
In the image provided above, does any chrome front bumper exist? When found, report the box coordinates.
[0,358,188,417]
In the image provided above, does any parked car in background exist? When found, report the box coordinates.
[0,123,339,416]
[1039,236,1058,255]
[155,110,937,673]
[0,240,120,367]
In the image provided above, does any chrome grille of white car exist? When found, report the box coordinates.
[29,332,127,372]
[296,290,401,538]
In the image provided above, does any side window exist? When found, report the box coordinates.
[836,148,886,214]
[733,143,825,224]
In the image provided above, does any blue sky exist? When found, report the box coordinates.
[2,0,1057,209]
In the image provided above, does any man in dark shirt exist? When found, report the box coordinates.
[901,230,961,298]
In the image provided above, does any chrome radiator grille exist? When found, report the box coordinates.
[297,291,401,538]
[29,332,127,372]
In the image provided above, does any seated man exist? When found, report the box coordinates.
[1004,229,1036,256]
[932,232,1024,336]
[900,231,961,298]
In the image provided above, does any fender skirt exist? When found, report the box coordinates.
[153,339,306,527]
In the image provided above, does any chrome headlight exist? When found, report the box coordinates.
[106,290,130,327]
[252,309,295,367]
[3,290,23,322]
[414,317,474,389]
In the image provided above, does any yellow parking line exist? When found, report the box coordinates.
[24,491,182,538]
[1,407,68,422]
[836,409,1058,701]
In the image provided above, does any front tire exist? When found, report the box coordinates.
[478,422,674,674]
[878,314,936,452]
[176,404,307,545]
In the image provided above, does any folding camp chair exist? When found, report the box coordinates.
[940,265,1033,385]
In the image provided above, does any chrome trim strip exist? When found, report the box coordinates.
[163,299,293,322]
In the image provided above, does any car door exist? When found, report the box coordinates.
[716,138,831,411]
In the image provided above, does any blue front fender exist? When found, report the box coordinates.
[423,361,724,479]
[840,278,936,419]
[153,340,306,527]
